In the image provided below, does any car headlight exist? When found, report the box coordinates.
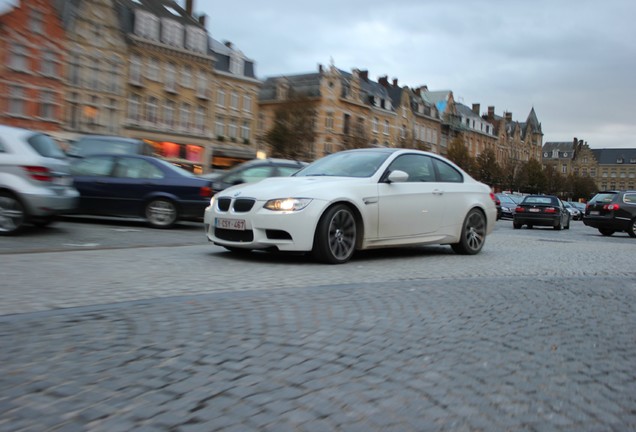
[264,198,312,211]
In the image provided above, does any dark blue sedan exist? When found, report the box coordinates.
[70,154,212,228]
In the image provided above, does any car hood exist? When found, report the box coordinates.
[217,176,371,200]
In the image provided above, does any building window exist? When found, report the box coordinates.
[186,26,206,53]
[230,92,239,110]
[147,57,160,81]
[243,95,252,113]
[135,11,159,40]
[128,94,141,122]
[217,89,226,108]
[8,86,27,116]
[29,8,45,34]
[41,51,57,77]
[39,90,56,120]
[372,117,378,133]
[561,164,567,174]
[229,54,243,75]
[241,120,250,141]
[9,43,29,71]
[146,96,158,124]
[215,116,225,137]
[129,55,142,85]
[180,103,190,129]
[164,100,175,128]
[108,59,120,93]
[68,53,80,86]
[326,112,334,130]
[229,119,237,138]
[181,65,192,88]
[195,106,205,132]
[165,62,176,92]
[383,120,390,135]
[88,59,100,90]
[196,70,207,97]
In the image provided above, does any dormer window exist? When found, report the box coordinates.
[552,150,558,158]
[186,26,206,53]
[617,158,624,164]
[161,18,183,47]
[135,10,159,40]
[229,54,244,75]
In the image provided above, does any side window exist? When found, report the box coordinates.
[71,156,116,176]
[0,139,5,152]
[433,158,463,183]
[114,158,163,179]
[624,193,636,204]
[387,154,435,182]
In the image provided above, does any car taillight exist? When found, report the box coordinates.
[515,206,524,212]
[23,166,52,182]
[603,203,620,211]
[489,192,497,203]
[200,186,212,198]
[545,207,557,213]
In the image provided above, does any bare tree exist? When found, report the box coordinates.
[264,91,316,160]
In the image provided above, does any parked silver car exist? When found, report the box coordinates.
[0,125,79,235]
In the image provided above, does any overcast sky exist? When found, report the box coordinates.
[2,0,634,149]
[199,0,636,149]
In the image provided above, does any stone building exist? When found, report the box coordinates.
[542,138,636,191]
[0,0,67,132]
[54,0,128,141]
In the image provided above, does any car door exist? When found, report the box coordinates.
[71,155,118,214]
[377,154,443,239]
[106,157,164,215]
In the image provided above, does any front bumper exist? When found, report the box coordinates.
[204,198,326,252]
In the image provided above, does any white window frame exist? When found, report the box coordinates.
[180,65,192,88]
[165,62,176,92]
[228,119,237,138]
[180,103,190,129]
[186,26,206,53]
[217,89,226,108]
[147,57,160,81]
[215,116,225,137]
[8,86,27,116]
[242,95,252,113]
[41,50,57,77]
[29,8,45,34]
[164,100,175,128]
[241,120,250,141]
[230,92,239,110]
[9,43,29,71]
[196,70,207,97]
[39,90,56,120]
[146,96,158,124]
[195,106,205,132]
[135,10,159,40]
[129,55,142,85]
[128,94,141,122]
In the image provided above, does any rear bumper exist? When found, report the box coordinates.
[513,214,559,226]
[583,216,631,231]
[22,188,80,217]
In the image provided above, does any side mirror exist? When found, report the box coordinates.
[387,170,409,183]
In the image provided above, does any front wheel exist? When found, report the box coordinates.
[0,192,26,236]
[145,198,178,228]
[312,204,357,264]
[598,228,614,236]
[451,209,486,255]
[627,218,636,238]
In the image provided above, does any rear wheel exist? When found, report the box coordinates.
[598,228,614,236]
[627,218,636,238]
[451,209,487,255]
[513,222,522,229]
[31,216,55,228]
[527,224,533,229]
[145,198,178,228]
[312,204,357,264]
[554,219,562,230]
[0,192,26,236]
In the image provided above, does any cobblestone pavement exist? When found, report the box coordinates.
[1,222,635,431]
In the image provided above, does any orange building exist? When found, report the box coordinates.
[0,0,67,132]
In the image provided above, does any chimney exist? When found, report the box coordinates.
[318,64,323,73]
[198,14,206,26]
[185,0,193,15]
[505,112,512,121]
[359,70,368,81]
[392,78,398,87]
[488,106,495,118]
[224,40,233,49]
[573,137,578,146]
[378,75,389,87]
[472,103,480,115]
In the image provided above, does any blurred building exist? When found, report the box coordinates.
[0,0,67,132]
[543,138,636,191]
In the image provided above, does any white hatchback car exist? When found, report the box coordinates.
[0,125,79,235]
[204,148,497,264]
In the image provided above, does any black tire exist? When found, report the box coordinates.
[451,208,487,255]
[145,198,178,228]
[527,224,533,229]
[0,191,26,236]
[564,218,570,230]
[312,204,357,264]
[513,222,522,229]
[554,219,562,230]
[598,228,614,236]
[31,216,55,228]
[627,218,636,238]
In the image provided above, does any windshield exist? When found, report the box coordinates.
[69,138,140,157]
[295,151,391,178]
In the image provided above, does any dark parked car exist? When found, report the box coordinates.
[583,190,636,237]
[0,125,79,235]
[513,194,570,230]
[201,158,307,194]
[496,193,522,220]
[67,135,155,158]
[70,154,212,228]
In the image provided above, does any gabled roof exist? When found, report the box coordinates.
[209,38,256,79]
[543,142,575,153]
[421,90,451,114]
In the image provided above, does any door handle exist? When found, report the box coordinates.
[433,189,444,196]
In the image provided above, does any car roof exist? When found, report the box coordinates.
[0,124,39,141]
[76,135,143,143]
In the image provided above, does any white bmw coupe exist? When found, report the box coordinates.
[204,148,497,264]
